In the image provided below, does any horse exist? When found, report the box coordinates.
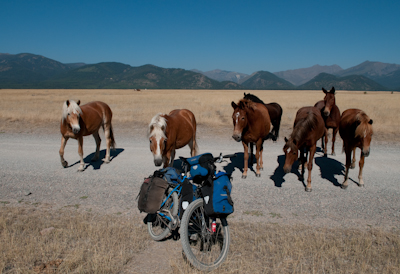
[283,106,326,192]
[148,109,198,168]
[59,100,116,172]
[314,87,341,156]
[243,92,283,141]
[231,99,271,178]
[339,108,373,189]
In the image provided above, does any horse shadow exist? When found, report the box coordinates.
[270,155,302,188]
[221,152,258,176]
[70,148,124,171]
[314,156,344,187]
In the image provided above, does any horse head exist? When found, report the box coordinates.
[322,87,336,117]
[355,112,374,157]
[283,137,299,173]
[148,114,167,166]
[231,100,250,142]
[62,100,82,134]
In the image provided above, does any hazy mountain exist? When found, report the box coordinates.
[240,71,295,90]
[335,61,400,89]
[192,69,249,83]
[298,73,387,91]
[274,64,343,86]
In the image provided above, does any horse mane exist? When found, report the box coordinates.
[237,99,257,111]
[62,100,82,120]
[291,110,319,144]
[355,111,373,138]
[147,113,167,139]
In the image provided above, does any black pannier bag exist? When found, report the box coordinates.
[187,153,215,184]
[201,172,234,218]
[137,176,169,214]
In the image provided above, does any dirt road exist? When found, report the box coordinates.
[1,126,399,231]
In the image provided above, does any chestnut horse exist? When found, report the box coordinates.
[314,87,341,156]
[339,109,373,189]
[148,109,197,168]
[59,100,116,171]
[243,92,283,141]
[283,106,326,192]
[231,99,271,178]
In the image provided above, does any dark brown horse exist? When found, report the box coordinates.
[59,100,116,171]
[339,109,373,189]
[243,92,283,141]
[314,87,341,156]
[231,99,271,178]
[148,109,198,168]
[283,106,326,192]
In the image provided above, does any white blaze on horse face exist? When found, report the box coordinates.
[235,112,240,125]
[69,112,81,134]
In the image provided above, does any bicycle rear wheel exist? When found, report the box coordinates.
[180,198,230,271]
[147,187,179,241]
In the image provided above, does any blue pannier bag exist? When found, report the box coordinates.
[154,167,180,185]
[201,172,234,218]
[186,153,214,179]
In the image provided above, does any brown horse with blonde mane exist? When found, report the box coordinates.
[314,87,341,156]
[59,100,116,172]
[339,108,373,189]
[231,99,271,178]
[148,109,198,168]
[283,106,326,192]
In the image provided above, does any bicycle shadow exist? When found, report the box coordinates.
[69,148,124,171]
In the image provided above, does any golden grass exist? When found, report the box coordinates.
[0,89,399,141]
[1,206,399,273]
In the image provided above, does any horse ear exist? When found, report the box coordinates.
[330,87,335,94]
[322,88,327,94]
[76,100,81,106]
[369,119,373,125]
[66,100,70,107]
[231,101,237,109]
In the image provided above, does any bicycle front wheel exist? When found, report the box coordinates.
[180,198,230,272]
[147,187,179,241]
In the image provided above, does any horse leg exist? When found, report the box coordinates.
[341,146,352,189]
[255,140,263,177]
[77,137,85,172]
[169,149,176,167]
[350,148,356,169]
[92,131,101,162]
[358,151,365,187]
[59,136,69,168]
[242,142,249,179]
[323,128,328,157]
[331,127,338,156]
[299,148,306,181]
[305,145,316,192]
[188,137,197,157]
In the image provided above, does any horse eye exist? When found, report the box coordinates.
[149,139,152,144]
[241,117,245,120]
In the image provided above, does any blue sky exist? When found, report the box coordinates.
[1,0,399,74]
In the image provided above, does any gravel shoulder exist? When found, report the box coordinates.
[1,123,400,231]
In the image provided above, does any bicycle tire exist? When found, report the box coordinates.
[147,187,179,241]
[180,198,230,271]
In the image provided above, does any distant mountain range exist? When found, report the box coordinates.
[1,53,399,90]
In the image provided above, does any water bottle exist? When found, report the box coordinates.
[211,220,216,233]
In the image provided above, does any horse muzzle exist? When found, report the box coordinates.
[232,133,242,142]
[362,148,370,157]
[323,109,330,117]
[72,125,81,134]
[154,157,163,166]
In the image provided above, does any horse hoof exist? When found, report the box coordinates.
[62,161,68,168]
[358,184,364,188]
[256,173,261,177]
[341,184,348,190]
[241,175,247,179]
[305,187,312,192]
[332,152,336,156]
[103,158,111,164]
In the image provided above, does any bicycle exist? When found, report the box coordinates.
[145,152,235,271]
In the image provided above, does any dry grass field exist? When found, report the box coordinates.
[1,89,400,273]
[0,89,399,142]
